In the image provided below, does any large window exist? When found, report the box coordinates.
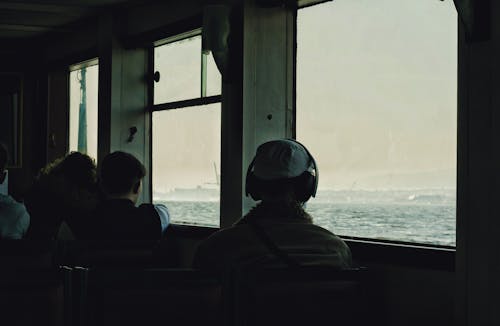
[69,59,99,161]
[152,31,222,227]
[296,0,457,246]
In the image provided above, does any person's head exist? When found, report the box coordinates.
[39,151,98,210]
[99,151,146,204]
[0,143,7,184]
[245,139,318,204]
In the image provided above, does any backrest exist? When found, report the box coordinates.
[60,240,179,268]
[0,240,57,268]
[78,268,224,326]
[0,266,72,326]
[232,267,368,326]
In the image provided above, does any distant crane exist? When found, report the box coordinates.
[213,162,220,186]
[204,162,220,187]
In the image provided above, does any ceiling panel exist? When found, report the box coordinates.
[0,0,138,40]
[0,10,82,26]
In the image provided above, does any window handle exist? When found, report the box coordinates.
[153,71,160,83]
[127,126,138,143]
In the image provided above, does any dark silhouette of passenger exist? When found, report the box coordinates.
[25,152,99,239]
[0,143,30,239]
[194,139,352,271]
[87,151,169,240]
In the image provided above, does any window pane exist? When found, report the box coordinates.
[69,64,99,161]
[206,51,222,97]
[152,103,221,227]
[297,0,457,246]
[154,35,201,104]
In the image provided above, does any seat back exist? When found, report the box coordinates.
[78,268,224,326]
[232,267,368,326]
[0,240,57,268]
[0,266,72,326]
[60,240,180,268]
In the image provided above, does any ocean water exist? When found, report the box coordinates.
[155,189,456,247]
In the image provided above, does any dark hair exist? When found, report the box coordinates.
[0,143,7,171]
[100,151,146,195]
[39,152,97,190]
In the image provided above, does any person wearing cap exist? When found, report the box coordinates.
[193,139,351,271]
[0,143,30,239]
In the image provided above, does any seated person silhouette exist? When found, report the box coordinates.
[25,151,98,240]
[194,139,351,271]
[0,143,30,239]
[88,151,169,240]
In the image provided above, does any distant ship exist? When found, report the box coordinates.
[163,185,219,202]
[407,194,446,203]
[155,162,220,202]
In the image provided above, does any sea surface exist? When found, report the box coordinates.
[155,189,456,247]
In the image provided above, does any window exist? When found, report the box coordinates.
[296,0,457,246]
[69,59,99,161]
[152,31,222,227]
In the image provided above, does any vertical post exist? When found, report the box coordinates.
[220,5,244,228]
[241,0,295,216]
[98,14,150,203]
[201,52,208,97]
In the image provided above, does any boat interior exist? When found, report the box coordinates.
[0,0,497,325]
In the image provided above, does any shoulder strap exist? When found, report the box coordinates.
[247,220,300,269]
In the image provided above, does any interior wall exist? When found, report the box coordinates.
[456,2,500,326]
[0,53,47,200]
[41,18,99,65]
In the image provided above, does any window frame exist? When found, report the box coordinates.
[69,58,98,73]
[151,29,222,110]
[149,29,223,228]
[147,1,458,271]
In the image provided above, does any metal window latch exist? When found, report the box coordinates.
[127,126,138,143]
[153,71,160,83]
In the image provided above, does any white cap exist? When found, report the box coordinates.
[253,139,311,180]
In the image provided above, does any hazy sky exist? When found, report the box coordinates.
[296,0,457,189]
[72,0,457,193]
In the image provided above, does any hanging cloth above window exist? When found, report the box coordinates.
[453,0,490,42]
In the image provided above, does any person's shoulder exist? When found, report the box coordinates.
[202,225,232,240]
[135,203,164,232]
[193,224,252,270]
[136,202,161,216]
[310,224,352,257]
[0,194,28,213]
[0,193,16,204]
[306,223,339,235]
[198,224,251,249]
[291,223,349,246]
